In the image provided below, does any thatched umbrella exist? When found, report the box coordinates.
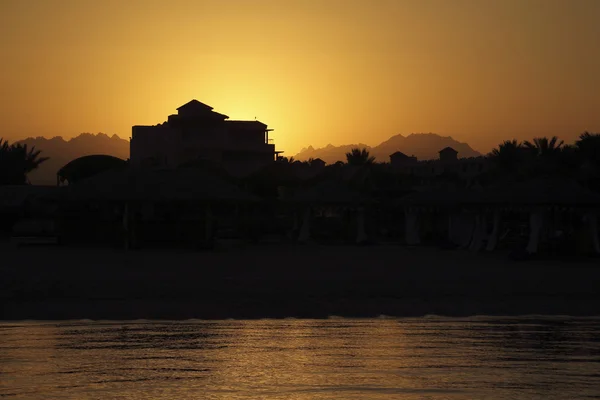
[57,155,128,185]
[64,167,259,249]
[0,185,60,208]
[482,178,600,254]
[65,167,258,203]
[288,180,372,206]
[480,178,600,206]
[286,180,372,243]
[395,184,487,247]
[247,162,299,184]
[243,161,301,198]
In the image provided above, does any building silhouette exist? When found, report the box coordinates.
[130,100,281,175]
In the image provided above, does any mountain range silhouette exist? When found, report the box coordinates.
[294,133,481,164]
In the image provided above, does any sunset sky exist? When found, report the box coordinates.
[1,0,599,156]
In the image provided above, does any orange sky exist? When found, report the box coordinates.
[1,0,599,155]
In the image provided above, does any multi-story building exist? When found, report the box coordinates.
[130,100,281,175]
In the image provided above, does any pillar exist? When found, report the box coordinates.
[526,208,544,254]
[298,207,311,243]
[288,210,299,240]
[205,204,213,243]
[486,209,501,251]
[404,208,420,245]
[123,202,129,250]
[587,213,600,254]
[469,212,486,252]
[356,207,367,244]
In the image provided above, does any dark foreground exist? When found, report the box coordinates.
[2,243,599,320]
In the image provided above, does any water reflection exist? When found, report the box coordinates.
[1,318,599,399]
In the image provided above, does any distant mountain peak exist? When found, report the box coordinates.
[294,133,480,164]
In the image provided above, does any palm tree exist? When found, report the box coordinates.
[12,143,49,177]
[576,132,600,165]
[557,144,581,179]
[521,136,565,178]
[0,139,49,185]
[277,156,295,164]
[486,140,527,181]
[575,132,600,188]
[345,148,375,166]
[523,136,564,157]
[489,140,523,165]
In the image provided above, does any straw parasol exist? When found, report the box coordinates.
[480,178,600,207]
[395,184,485,208]
[287,179,372,205]
[0,185,61,208]
[65,167,259,203]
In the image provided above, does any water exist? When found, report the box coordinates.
[1,317,599,399]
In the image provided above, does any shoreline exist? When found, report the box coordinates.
[2,243,600,320]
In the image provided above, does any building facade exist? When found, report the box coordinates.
[130,100,281,175]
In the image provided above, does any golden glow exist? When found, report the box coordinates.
[1,0,599,155]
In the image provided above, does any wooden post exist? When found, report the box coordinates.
[526,208,544,254]
[298,207,311,243]
[587,212,600,254]
[486,209,501,251]
[205,203,213,243]
[123,202,129,250]
[356,207,367,244]
[404,207,420,245]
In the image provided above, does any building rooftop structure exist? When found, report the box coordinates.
[130,100,280,177]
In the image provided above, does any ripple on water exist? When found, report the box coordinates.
[1,317,599,399]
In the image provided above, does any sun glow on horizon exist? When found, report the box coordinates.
[1,0,600,155]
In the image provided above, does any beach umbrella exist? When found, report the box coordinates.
[287,179,372,206]
[57,155,128,185]
[65,167,259,203]
[0,185,60,208]
[481,178,600,207]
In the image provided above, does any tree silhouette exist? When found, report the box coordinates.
[523,136,564,157]
[277,156,295,164]
[487,140,526,181]
[557,144,581,179]
[576,132,600,166]
[0,139,49,185]
[489,140,523,166]
[519,136,564,178]
[575,132,600,188]
[345,148,375,166]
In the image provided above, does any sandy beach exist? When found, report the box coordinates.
[2,243,599,320]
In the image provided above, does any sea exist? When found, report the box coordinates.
[1,317,599,399]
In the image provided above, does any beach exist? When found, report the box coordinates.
[2,243,599,320]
